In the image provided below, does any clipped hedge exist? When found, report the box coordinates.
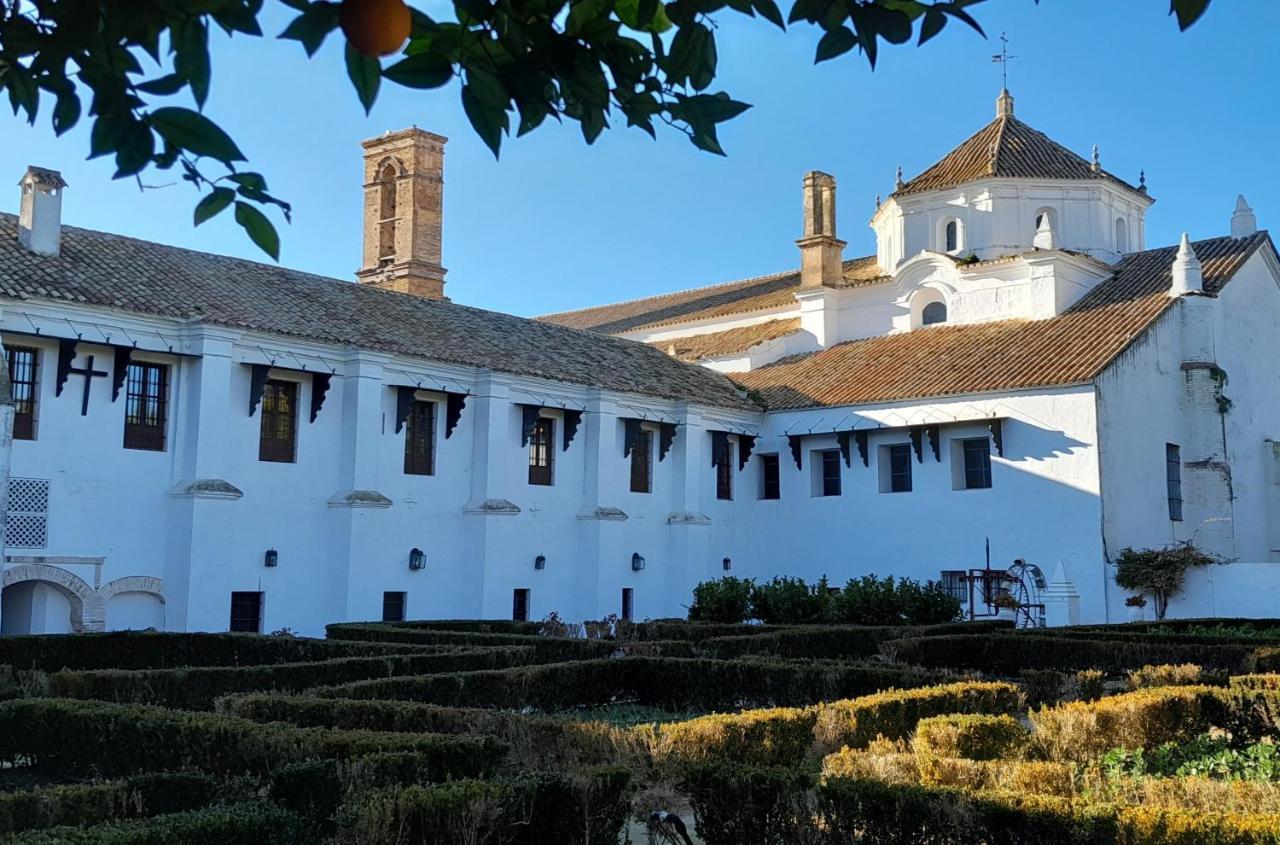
[913,713,1028,762]
[0,772,225,836]
[312,656,949,711]
[0,631,420,672]
[680,762,819,845]
[0,698,506,780]
[699,620,1013,661]
[643,707,818,767]
[325,623,616,662]
[39,647,535,710]
[814,681,1024,752]
[0,802,305,845]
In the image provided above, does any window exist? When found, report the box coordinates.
[1166,443,1183,521]
[229,591,263,633]
[716,438,734,501]
[813,449,841,497]
[122,362,168,451]
[944,219,959,252]
[759,453,781,500]
[961,438,992,490]
[6,345,39,440]
[921,301,947,326]
[382,591,407,622]
[880,444,912,493]
[630,428,652,493]
[378,163,397,260]
[404,400,436,475]
[1115,217,1129,253]
[258,380,299,463]
[528,417,555,486]
[5,477,50,549]
[621,588,634,622]
[941,570,968,605]
[512,588,530,622]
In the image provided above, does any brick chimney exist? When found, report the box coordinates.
[356,129,448,300]
[18,166,67,257]
[795,171,845,287]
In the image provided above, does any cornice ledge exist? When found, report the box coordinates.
[169,478,243,501]
[666,511,712,526]
[577,506,629,522]
[463,498,521,516]
[328,489,394,509]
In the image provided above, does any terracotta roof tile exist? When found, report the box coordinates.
[650,318,802,362]
[893,114,1147,199]
[731,234,1272,410]
[0,213,756,411]
[539,255,885,333]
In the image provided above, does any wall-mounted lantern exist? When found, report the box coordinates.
[264,549,278,568]
[408,547,425,571]
[534,554,546,570]
[722,557,732,571]
[631,553,646,572]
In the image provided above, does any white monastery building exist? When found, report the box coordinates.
[2,90,1278,635]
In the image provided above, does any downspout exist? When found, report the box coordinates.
[1093,378,1112,624]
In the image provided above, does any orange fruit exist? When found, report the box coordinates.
[341,0,412,58]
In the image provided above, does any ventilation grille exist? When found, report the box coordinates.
[6,477,50,549]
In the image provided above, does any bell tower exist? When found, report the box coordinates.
[357,128,448,300]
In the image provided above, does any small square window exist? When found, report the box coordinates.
[528,418,555,486]
[952,438,992,490]
[630,428,653,494]
[404,400,436,475]
[259,380,299,463]
[123,361,169,451]
[759,453,781,500]
[382,591,407,622]
[879,443,913,493]
[812,449,841,497]
[5,345,40,441]
[229,591,263,633]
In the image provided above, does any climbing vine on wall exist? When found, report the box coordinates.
[1209,366,1233,415]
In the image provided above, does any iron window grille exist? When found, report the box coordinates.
[962,438,992,489]
[229,591,263,633]
[123,362,169,451]
[630,428,653,493]
[528,418,555,486]
[5,477,50,549]
[382,591,407,622]
[1166,443,1183,522]
[716,439,734,501]
[6,346,39,440]
[760,453,781,500]
[941,570,969,605]
[258,380,299,463]
[819,449,842,496]
[889,444,913,493]
[404,400,437,475]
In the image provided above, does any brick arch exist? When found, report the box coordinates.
[0,563,102,632]
[98,576,165,604]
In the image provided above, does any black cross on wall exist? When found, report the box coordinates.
[67,354,109,416]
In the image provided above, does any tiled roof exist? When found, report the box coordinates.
[732,234,1273,410]
[0,213,756,411]
[650,318,802,362]
[893,114,1146,199]
[539,255,886,334]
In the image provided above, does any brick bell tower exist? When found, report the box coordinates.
[356,128,448,300]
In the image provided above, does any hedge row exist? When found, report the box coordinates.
[390,618,777,642]
[1,802,305,845]
[35,646,536,710]
[0,698,506,780]
[0,631,420,672]
[698,620,1013,661]
[0,772,225,836]
[325,623,617,662]
[311,656,950,711]
[885,633,1269,674]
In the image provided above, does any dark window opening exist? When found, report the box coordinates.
[621,588,634,622]
[512,588,530,622]
[922,301,947,326]
[716,439,734,501]
[382,591,407,622]
[819,449,841,496]
[941,570,968,605]
[404,400,437,475]
[630,428,652,493]
[962,438,992,489]
[6,346,39,441]
[1166,443,1183,522]
[528,418,554,486]
[229,591,263,633]
[760,453,781,500]
[258,380,299,463]
[123,362,168,451]
[944,220,958,252]
[889,444,913,493]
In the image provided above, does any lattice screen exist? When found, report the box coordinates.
[6,477,50,549]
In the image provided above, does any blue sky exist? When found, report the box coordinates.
[2,1,1277,317]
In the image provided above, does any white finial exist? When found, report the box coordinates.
[894,165,904,191]
[1090,144,1100,172]
[1231,194,1257,238]
[995,88,1014,118]
[1170,233,1203,297]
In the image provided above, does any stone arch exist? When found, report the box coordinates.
[0,563,101,632]
[98,575,165,603]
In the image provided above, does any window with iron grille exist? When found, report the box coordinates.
[630,428,652,493]
[5,345,39,441]
[5,477,49,549]
[759,453,780,500]
[814,449,841,496]
[716,439,734,501]
[941,570,968,605]
[621,587,634,621]
[962,438,992,489]
[258,380,298,463]
[122,362,168,451]
[229,591,263,633]
[382,591,407,622]
[888,444,912,493]
[512,588,530,622]
[1166,443,1183,521]
[404,400,436,475]
[528,418,554,486]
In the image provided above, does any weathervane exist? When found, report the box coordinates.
[991,32,1017,89]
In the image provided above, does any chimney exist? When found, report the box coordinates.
[356,128,448,300]
[1231,194,1257,239]
[17,166,67,257]
[1169,233,1203,297]
[795,171,846,288]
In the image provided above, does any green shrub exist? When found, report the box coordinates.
[1127,663,1227,690]
[913,714,1028,761]
[830,575,961,625]
[0,802,305,844]
[0,773,226,836]
[749,576,833,625]
[680,762,820,845]
[387,619,545,635]
[1073,669,1108,701]
[324,624,615,662]
[1102,734,1280,782]
[643,707,818,767]
[887,633,1261,673]
[1028,686,1221,764]
[687,577,755,624]
[1114,543,1217,621]
[813,681,1023,752]
[1020,668,1067,707]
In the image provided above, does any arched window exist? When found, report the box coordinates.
[922,301,948,326]
[1033,206,1058,249]
[944,220,959,252]
[378,162,398,260]
[1115,217,1129,254]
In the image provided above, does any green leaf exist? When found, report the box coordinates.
[383,53,455,89]
[1170,0,1211,30]
[234,201,281,260]
[751,0,786,29]
[815,26,856,62]
[149,107,247,163]
[52,90,81,136]
[5,63,39,122]
[461,84,508,158]
[918,8,945,45]
[136,74,188,96]
[194,187,236,225]
[344,44,381,114]
[173,19,212,108]
[279,2,341,56]
[113,119,156,178]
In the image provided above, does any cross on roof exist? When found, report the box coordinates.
[991,32,1017,90]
